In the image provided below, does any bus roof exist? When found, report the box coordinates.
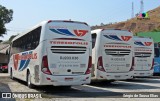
[134,36,152,39]
[47,20,88,26]
[12,20,89,42]
[91,29,131,34]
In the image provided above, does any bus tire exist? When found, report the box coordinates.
[10,68,14,80]
[64,86,71,89]
[27,72,34,88]
[60,86,71,89]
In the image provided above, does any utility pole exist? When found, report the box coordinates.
[140,0,144,14]
[132,2,134,18]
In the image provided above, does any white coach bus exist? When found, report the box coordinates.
[8,20,92,88]
[133,36,154,77]
[91,29,134,81]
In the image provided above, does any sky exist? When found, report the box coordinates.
[0,0,160,41]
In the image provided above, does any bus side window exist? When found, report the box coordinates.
[30,26,41,49]
[92,33,97,49]
[154,48,160,57]
[11,26,42,53]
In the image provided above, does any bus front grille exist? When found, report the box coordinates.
[105,49,131,56]
[135,52,151,57]
[51,46,86,54]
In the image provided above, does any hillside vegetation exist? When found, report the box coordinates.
[92,6,160,34]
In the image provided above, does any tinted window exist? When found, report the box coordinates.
[154,43,158,48]
[12,26,41,54]
[154,48,160,57]
[92,33,97,49]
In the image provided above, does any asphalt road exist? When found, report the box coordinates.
[0,73,160,101]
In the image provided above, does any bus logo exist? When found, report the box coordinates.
[13,54,19,70]
[144,42,152,46]
[50,29,88,37]
[134,41,152,46]
[74,30,88,36]
[104,35,132,41]
[13,52,37,71]
[121,36,132,41]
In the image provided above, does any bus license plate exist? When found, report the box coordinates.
[115,75,121,78]
[140,73,144,75]
[65,78,73,81]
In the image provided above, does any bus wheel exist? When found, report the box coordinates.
[27,72,34,88]
[10,69,14,80]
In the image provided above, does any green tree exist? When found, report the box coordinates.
[152,28,160,32]
[9,35,17,41]
[0,5,13,36]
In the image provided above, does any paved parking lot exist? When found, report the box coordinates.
[0,73,160,101]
